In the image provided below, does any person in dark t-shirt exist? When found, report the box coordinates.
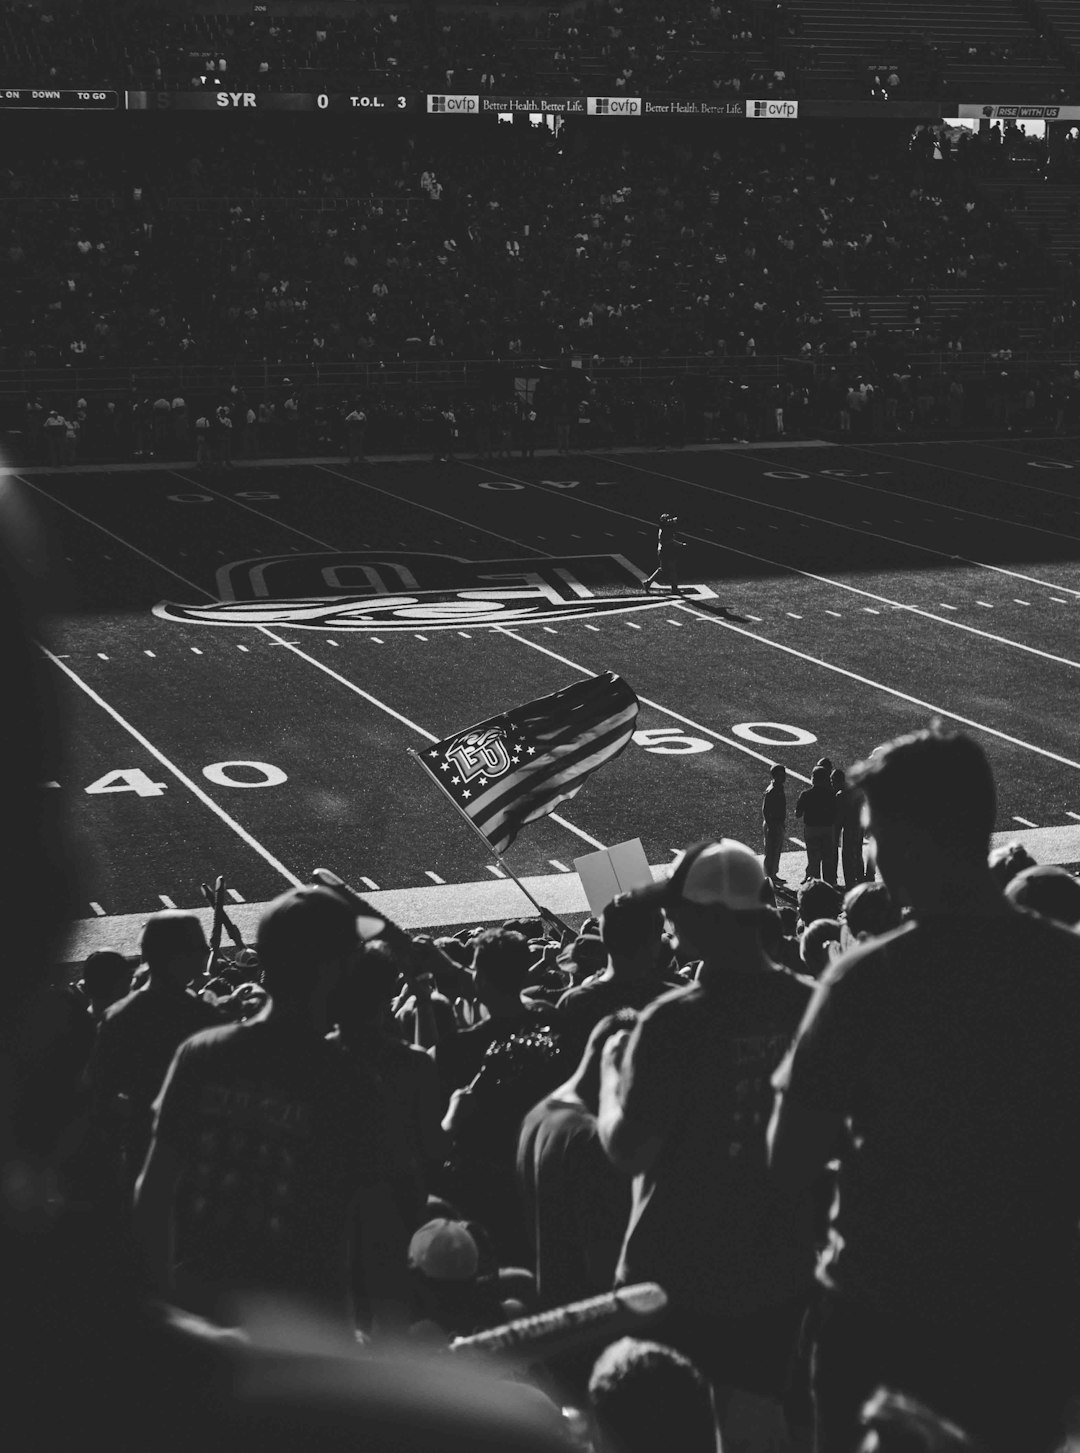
[598,839,817,1432]
[517,1010,637,1310]
[432,929,555,1105]
[770,726,1080,1453]
[556,895,681,1057]
[762,764,788,886]
[135,886,409,1331]
[795,765,837,884]
[86,911,221,1184]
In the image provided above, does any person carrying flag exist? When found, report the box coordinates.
[643,515,686,596]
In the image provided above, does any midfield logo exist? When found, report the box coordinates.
[153,551,717,632]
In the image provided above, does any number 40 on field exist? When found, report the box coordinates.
[76,761,288,796]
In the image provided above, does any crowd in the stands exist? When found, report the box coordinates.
[9,589,1080,1453]
[0,0,799,98]
[6,116,1080,461]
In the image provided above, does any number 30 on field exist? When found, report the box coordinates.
[82,762,287,796]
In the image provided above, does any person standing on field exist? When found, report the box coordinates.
[762,765,788,888]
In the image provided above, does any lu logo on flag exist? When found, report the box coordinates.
[416,672,639,854]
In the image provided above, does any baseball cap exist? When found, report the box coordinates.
[256,884,373,970]
[408,1219,480,1282]
[629,840,769,913]
[1004,864,1080,928]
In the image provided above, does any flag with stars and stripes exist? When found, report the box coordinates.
[415,672,639,855]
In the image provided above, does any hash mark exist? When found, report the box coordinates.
[938,603,957,611]
[825,610,842,617]
[360,876,380,891]
[158,894,177,909]
[1012,816,1038,828]
[144,650,156,657]
[486,865,506,878]
[89,902,105,917]
[549,860,571,872]
[227,888,245,903]
[1014,599,1031,607]
[424,870,446,885]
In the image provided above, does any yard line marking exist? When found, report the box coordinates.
[549,860,571,873]
[976,601,994,608]
[1014,599,1031,607]
[424,871,447,885]
[158,894,178,909]
[862,608,880,615]
[1012,816,1039,828]
[360,877,380,891]
[1067,812,1080,823]
[577,455,1080,602]
[486,865,506,878]
[144,649,156,657]
[549,813,607,849]
[790,837,806,848]
[39,647,303,886]
[825,610,842,617]
[90,902,105,917]
[493,627,813,783]
[314,463,551,554]
[673,603,1080,774]
[227,888,245,903]
[464,464,1080,664]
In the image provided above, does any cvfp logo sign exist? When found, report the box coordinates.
[153,551,718,632]
[587,96,642,115]
[427,94,479,113]
[745,99,798,118]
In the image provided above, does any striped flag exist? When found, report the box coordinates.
[416,672,639,854]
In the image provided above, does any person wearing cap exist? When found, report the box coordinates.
[1004,862,1080,929]
[642,514,686,596]
[597,840,816,1438]
[555,897,681,1056]
[86,911,221,1189]
[768,726,1080,1453]
[134,885,409,1332]
[762,764,788,888]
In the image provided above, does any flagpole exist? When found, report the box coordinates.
[406,748,573,934]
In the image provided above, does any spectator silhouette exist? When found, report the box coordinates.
[770,725,1080,1453]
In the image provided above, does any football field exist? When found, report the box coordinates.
[13,432,1080,960]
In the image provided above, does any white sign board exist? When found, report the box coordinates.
[574,838,655,916]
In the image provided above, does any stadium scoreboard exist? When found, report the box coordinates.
[0,89,120,108]
[126,91,414,111]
